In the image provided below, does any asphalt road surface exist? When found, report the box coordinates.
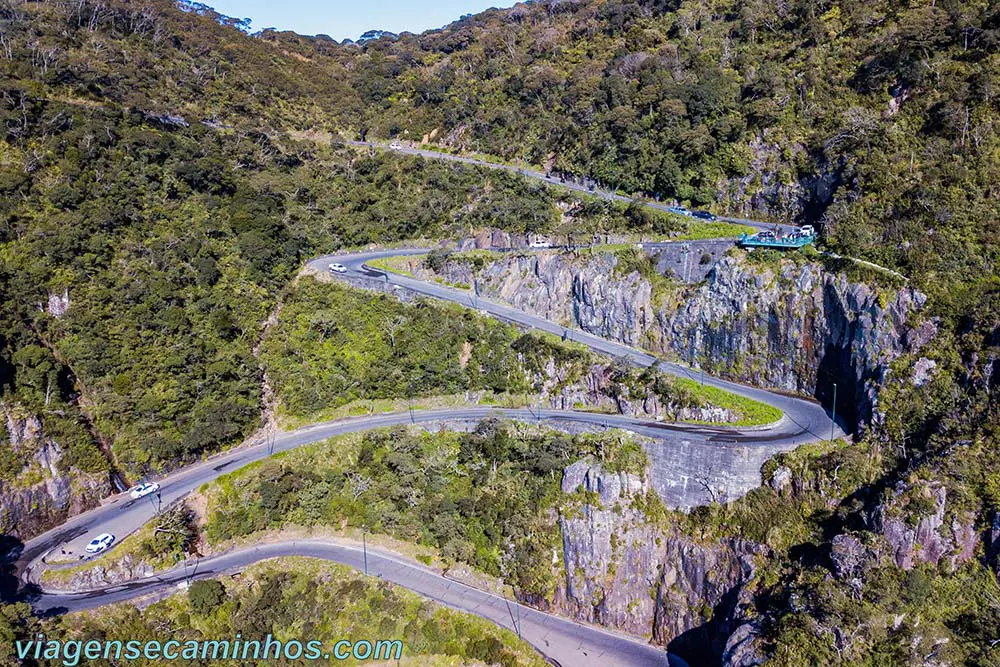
[348,140,799,234]
[17,248,844,667]
[32,539,672,667]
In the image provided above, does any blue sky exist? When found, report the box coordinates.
[205,1,516,40]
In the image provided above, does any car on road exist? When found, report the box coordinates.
[85,533,115,554]
[691,210,716,221]
[799,225,816,236]
[666,206,691,217]
[389,141,402,151]
[529,239,552,249]
[329,263,348,273]
[757,230,776,239]
[129,482,159,500]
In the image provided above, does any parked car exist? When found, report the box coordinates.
[529,239,552,249]
[799,225,816,236]
[329,263,348,273]
[85,533,115,554]
[389,141,402,151]
[692,210,717,221]
[129,482,159,500]
[666,206,691,217]
[757,230,776,239]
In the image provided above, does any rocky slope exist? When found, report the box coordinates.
[553,460,764,664]
[0,407,110,541]
[395,247,934,431]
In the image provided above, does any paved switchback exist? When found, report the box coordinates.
[309,248,845,449]
[18,248,844,667]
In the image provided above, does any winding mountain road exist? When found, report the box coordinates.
[348,140,798,234]
[15,248,845,667]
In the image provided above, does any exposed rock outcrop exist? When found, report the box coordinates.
[0,406,109,540]
[403,249,933,431]
[555,461,765,663]
[52,553,155,591]
[871,480,978,571]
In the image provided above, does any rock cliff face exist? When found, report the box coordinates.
[555,461,764,664]
[662,255,932,429]
[871,480,978,571]
[400,249,932,430]
[0,407,109,540]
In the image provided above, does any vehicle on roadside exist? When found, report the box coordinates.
[666,206,691,216]
[757,230,776,239]
[529,239,552,249]
[799,224,816,236]
[129,482,159,500]
[329,263,348,273]
[691,210,716,221]
[389,141,402,151]
[85,533,115,554]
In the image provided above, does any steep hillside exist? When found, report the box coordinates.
[332,0,1000,304]
[0,1,999,665]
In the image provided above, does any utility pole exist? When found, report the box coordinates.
[408,383,415,424]
[830,383,838,441]
[472,279,478,309]
[147,491,161,515]
[516,594,521,639]
[363,530,368,576]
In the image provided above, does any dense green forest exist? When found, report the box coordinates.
[260,278,760,423]
[328,0,1000,304]
[1,0,999,664]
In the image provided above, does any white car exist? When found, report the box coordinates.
[129,482,159,500]
[799,225,816,236]
[85,533,115,554]
[389,141,402,151]
[329,263,348,274]
[529,240,551,249]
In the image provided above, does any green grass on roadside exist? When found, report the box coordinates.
[678,220,755,240]
[366,256,416,277]
[674,377,783,426]
[41,506,193,588]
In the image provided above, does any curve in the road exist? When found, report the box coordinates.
[18,247,845,667]
[32,539,669,667]
[348,140,798,234]
[312,248,845,449]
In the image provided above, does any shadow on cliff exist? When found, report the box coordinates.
[0,533,24,602]
[666,583,744,666]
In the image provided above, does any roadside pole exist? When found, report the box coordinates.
[363,530,368,576]
[146,491,161,515]
[516,595,521,638]
[830,383,838,441]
